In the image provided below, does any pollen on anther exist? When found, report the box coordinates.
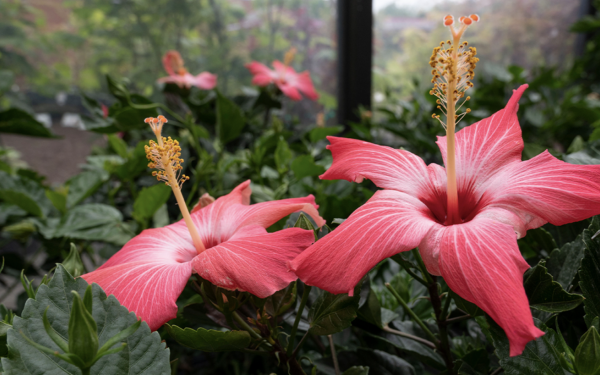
[443,15,454,26]
[462,17,473,26]
[469,14,480,22]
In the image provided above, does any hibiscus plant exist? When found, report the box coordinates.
[2,12,600,375]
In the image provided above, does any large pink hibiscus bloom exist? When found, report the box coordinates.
[83,180,324,331]
[290,85,600,356]
[246,60,318,101]
[158,50,217,90]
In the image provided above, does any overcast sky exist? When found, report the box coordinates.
[372,0,464,12]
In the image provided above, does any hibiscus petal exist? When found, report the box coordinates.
[214,195,324,243]
[194,72,217,90]
[157,75,188,88]
[278,83,302,101]
[295,72,319,100]
[190,180,323,247]
[320,136,433,198]
[81,226,197,331]
[191,226,313,298]
[246,62,275,86]
[482,150,600,226]
[290,190,437,295]
[246,61,274,76]
[436,85,528,217]
[436,217,544,356]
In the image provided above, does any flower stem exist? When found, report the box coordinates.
[232,311,262,341]
[382,326,436,349]
[327,335,340,375]
[287,284,311,356]
[411,248,434,285]
[391,254,427,286]
[426,278,454,371]
[157,136,205,254]
[384,283,438,344]
[411,248,454,371]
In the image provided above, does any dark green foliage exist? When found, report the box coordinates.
[308,284,362,336]
[524,260,584,313]
[165,325,251,352]
[1,265,171,374]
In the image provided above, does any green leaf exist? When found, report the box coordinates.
[456,349,490,374]
[115,141,148,181]
[451,291,483,317]
[113,105,158,132]
[216,91,245,144]
[0,108,54,138]
[357,283,382,328]
[0,171,52,218]
[54,203,134,245]
[274,137,292,173]
[309,126,344,143]
[265,281,296,317]
[45,189,67,214]
[546,234,585,290]
[342,366,369,375]
[337,349,414,375]
[291,155,326,180]
[165,324,251,352]
[308,283,361,336]
[1,265,171,374]
[366,320,445,370]
[485,317,570,375]
[524,260,583,313]
[132,184,172,223]
[579,216,600,326]
[575,326,600,375]
[107,134,129,159]
[66,170,109,208]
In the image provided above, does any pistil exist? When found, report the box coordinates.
[145,116,206,253]
[429,14,479,224]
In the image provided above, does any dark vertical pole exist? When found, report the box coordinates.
[337,0,373,128]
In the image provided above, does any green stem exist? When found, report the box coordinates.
[382,326,436,349]
[391,254,427,286]
[446,315,471,324]
[327,335,340,375]
[441,292,452,320]
[385,283,438,344]
[287,285,311,356]
[291,331,310,359]
[232,311,261,340]
[411,248,434,284]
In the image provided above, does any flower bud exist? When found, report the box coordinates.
[575,326,600,375]
[68,286,98,365]
[63,243,86,278]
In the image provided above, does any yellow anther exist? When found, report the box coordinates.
[143,116,205,254]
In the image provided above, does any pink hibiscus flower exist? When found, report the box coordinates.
[157,50,217,90]
[246,49,318,101]
[289,85,600,356]
[82,180,325,331]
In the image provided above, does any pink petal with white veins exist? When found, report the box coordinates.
[290,190,437,295]
[436,85,527,218]
[435,216,544,356]
[320,136,433,199]
[481,150,600,226]
[81,225,197,331]
[192,226,314,298]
